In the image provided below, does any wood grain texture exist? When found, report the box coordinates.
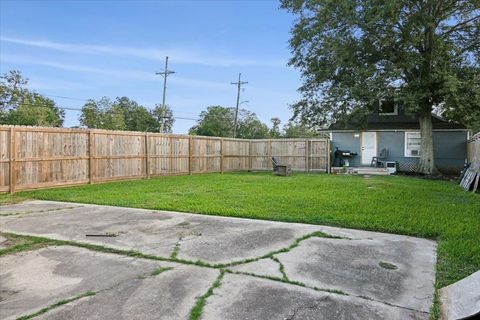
[0,126,330,193]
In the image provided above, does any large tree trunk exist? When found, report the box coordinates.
[418,113,437,175]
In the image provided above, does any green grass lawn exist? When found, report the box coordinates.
[2,172,479,289]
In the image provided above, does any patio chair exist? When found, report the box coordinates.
[371,148,389,167]
[272,157,291,176]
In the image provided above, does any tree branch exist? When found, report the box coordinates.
[441,14,480,37]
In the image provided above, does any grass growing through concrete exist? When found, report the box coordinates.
[0,233,57,257]
[189,270,225,320]
[270,256,289,281]
[216,230,341,268]
[3,172,480,288]
[150,266,173,276]
[16,291,96,320]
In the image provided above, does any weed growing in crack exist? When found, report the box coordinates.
[270,256,289,281]
[16,291,96,320]
[189,269,225,320]
[150,266,174,276]
[224,269,348,296]
[170,242,180,259]
[215,230,346,268]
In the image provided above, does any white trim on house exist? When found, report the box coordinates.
[404,131,421,157]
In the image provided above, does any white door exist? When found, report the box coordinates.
[361,132,377,165]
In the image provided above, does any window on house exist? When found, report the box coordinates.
[379,100,398,115]
[405,132,421,157]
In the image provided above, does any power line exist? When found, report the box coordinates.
[231,73,248,138]
[41,94,90,102]
[6,102,199,121]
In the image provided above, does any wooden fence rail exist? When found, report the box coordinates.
[0,125,330,194]
[467,132,480,163]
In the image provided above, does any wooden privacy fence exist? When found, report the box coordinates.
[467,132,480,163]
[0,125,330,194]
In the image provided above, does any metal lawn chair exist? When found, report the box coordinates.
[371,148,389,167]
[272,157,291,176]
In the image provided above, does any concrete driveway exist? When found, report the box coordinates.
[0,201,436,320]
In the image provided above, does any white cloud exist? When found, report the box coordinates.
[1,54,230,89]
[1,36,285,68]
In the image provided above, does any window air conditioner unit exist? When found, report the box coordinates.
[411,149,420,156]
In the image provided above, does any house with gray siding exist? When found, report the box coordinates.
[326,102,469,173]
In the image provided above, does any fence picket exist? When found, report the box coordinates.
[0,125,330,193]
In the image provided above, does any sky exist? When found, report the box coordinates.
[0,0,302,133]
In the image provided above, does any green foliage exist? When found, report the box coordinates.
[281,0,480,173]
[281,0,479,123]
[282,121,319,138]
[189,106,234,137]
[189,106,269,138]
[269,117,282,138]
[0,70,64,126]
[152,103,174,133]
[236,112,269,139]
[80,97,174,132]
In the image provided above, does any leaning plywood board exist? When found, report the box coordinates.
[460,159,479,191]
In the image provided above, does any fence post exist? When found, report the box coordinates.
[220,138,224,173]
[248,140,252,171]
[327,138,331,174]
[88,130,95,184]
[188,136,193,175]
[9,127,16,194]
[267,139,272,170]
[305,139,309,172]
[145,132,150,179]
[169,136,174,175]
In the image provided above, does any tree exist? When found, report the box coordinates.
[79,97,111,129]
[0,70,64,127]
[189,106,235,137]
[283,121,319,138]
[281,0,480,174]
[236,111,269,139]
[80,97,173,132]
[269,117,282,138]
[189,106,269,138]
[152,104,174,133]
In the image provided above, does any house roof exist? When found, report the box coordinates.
[328,111,466,131]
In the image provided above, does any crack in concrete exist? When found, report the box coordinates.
[14,254,176,320]
[1,231,429,317]
[188,269,225,320]
[170,240,181,259]
[0,206,82,217]
[214,230,347,268]
[15,291,96,320]
[270,256,289,281]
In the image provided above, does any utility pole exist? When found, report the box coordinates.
[155,56,175,133]
[231,73,248,138]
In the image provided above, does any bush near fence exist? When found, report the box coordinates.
[0,125,330,194]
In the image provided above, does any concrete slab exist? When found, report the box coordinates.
[0,246,177,320]
[35,265,219,320]
[0,200,437,316]
[0,201,321,264]
[440,270,480,320]
[276,236,436,312]
[228,258,284,278]
[0,200,82,216]
[202,273,428,320]
[0,234,7,249]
